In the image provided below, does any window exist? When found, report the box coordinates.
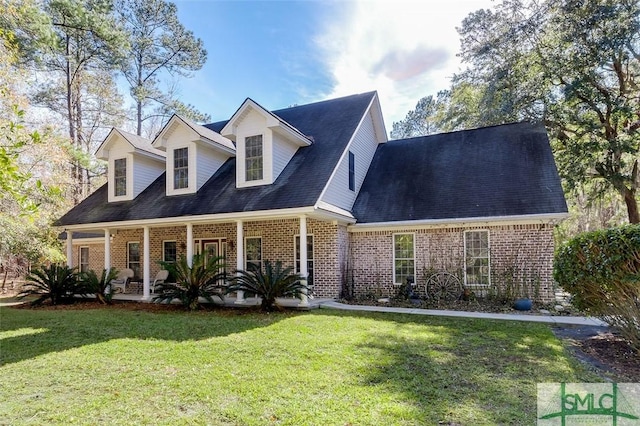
[163,241,177,263]
[295,235,314,287]
[162,240,177,282]
[245,135,263,181]
[114,158,126,196]
[127,242,141,279]
[245,237,262,272]
[348,151,355,191]
[79,246,89,273]
[465,230,490,286]
[174,147,189,189]
[394,233,415,285]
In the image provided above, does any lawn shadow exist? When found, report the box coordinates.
[312,309,595,424]
[0,304,294,366]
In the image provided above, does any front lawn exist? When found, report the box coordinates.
[0,306,599,425]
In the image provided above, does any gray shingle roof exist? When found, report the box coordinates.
[56,92,377,226]
[352,121,567,223]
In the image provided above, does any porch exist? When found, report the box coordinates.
[65,213,350,304]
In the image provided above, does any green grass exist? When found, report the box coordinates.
[0,305,600,425]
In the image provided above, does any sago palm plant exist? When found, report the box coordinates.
[79,268,119,305]
[18,263,82,306]
[227,260,307,312]
[154,253,226,310]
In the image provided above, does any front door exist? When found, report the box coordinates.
[201,240,227,286]
[202,240,219,265]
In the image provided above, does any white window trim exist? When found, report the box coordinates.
[113,157,127,197]
[167,144,195,196]
[463,230,491,287]
[392,232,416,286]
[127,241,141,277]
[78,246,89,273]
[294,234,314,283]
[109,156,132,202]
[162,240,177,263]
[237,131,272,188]
[244,236,262,270]
[348,151,355,192]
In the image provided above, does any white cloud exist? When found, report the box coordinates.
[315,0,495,132]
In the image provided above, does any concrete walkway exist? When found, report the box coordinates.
[318,301,609,327]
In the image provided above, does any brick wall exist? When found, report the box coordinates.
[68,221,556,302]
[349,223,556,303]
[71,243,105,273]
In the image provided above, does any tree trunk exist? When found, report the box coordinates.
[137,99,143,136]
[622,187,639,224]
[65,33,83,205]
[137,62,143,136]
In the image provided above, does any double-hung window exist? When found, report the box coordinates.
[245,237,262,272]
[393,233,415,285]
[79,246,89,273]
[127,242,141,279]
[114,158,126,196]
[163,241,177,264]
[464,230,490,286]
[295,235,314,287]
[245,135,263,181]
[174,147,189,189]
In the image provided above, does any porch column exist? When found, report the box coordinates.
[235,220,245,304]
[186,223,194,267]
[104,229,111,270]
[66,231,73,268]
[142,226,150,300]
[298,215,310,307]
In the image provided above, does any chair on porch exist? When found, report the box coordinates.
[110,268,134,294]
[150,269,169,294]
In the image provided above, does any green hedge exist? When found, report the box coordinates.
[554,224,640,352]
[554,224,640,310]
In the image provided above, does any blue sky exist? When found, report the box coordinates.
[171,0,495,133]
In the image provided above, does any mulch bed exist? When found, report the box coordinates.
[552,325,640,382]
[340,297,584,316]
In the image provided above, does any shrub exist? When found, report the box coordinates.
[554,224,640,352]
[80,268,118,305]
[153,253,226,310]
[227,261,307,312]
[18,263,83,306]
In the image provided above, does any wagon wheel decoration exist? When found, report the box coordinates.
[426,272,462,301]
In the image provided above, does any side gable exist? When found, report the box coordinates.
[318,92,387,211]
[352,121,568,224]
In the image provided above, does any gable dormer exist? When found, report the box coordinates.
[96,129,166,202]
[152,115,235,196]
[220,99,312,188]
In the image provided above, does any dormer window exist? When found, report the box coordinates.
[114,158,127,196]
[173,147,189,190]
[245,135,263,181]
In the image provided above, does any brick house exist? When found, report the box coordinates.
[56,91,568,305]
